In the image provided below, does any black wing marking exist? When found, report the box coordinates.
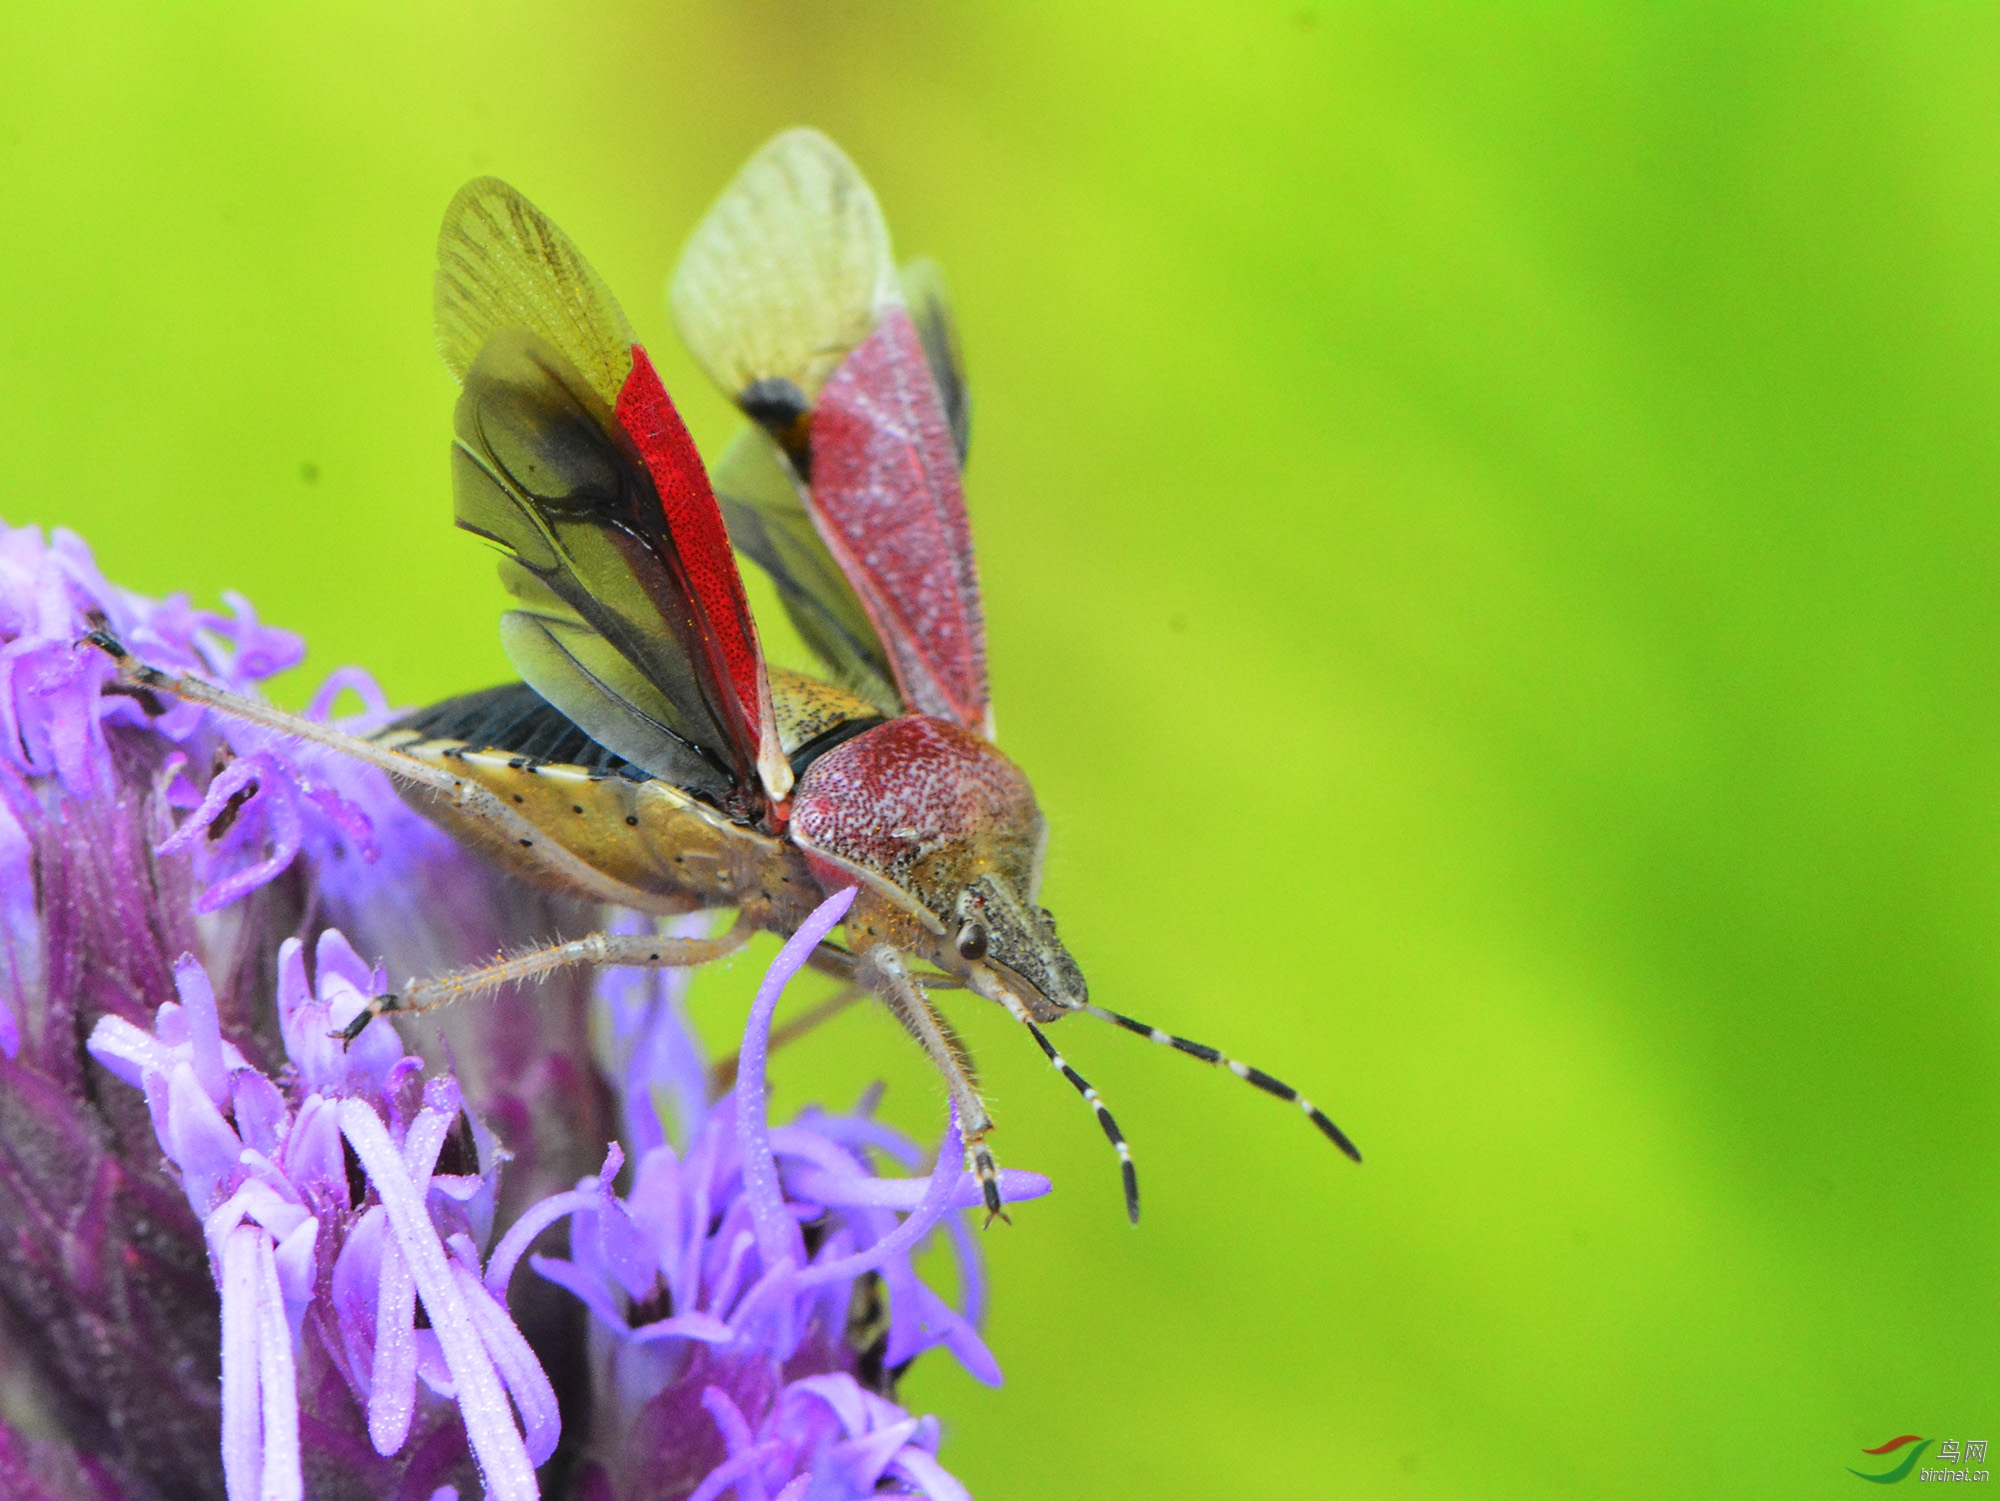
[390,682,649,779]
[392,680,882,785]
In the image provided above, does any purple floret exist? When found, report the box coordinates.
[513,888,1044,1497]
[88,935,525,1500]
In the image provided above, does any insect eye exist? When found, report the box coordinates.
[955,921,988,962]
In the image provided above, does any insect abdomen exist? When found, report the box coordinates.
[374,682,819,924]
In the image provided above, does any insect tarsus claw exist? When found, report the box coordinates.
[979,1179,1010,1228]
[338,1000,392,1045]
[80,625,125,660]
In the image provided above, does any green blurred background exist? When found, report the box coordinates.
[3,4,1994,1494]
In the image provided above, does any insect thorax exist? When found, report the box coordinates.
[788,715,1085,1017]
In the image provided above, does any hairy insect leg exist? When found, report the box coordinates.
[857,944,1008,1225]
[710,982,865,1092]
[1081,1003,1362,1163]
[83,629,673,913]
[343,914,757,1041]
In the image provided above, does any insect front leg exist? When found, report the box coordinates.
[342,913,759,1040]
[856,944,1008,1225]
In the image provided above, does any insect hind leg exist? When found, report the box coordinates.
[86,628,689,917]
[86,627,446,787]
[1082,1003,1362,1163]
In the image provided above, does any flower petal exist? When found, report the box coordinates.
[784,1164,1050,1213]
[252,1231,303,1501]
[219,1221,303,1501]
[626,1311,735,1346]
[685,1446,774,1501]
[701,1385,757,1456]
[219,1224,266,1501]
[793,1109,963,1293]
[525,1254,630,1335]
[734,887,856,1275]
[368,1234,418,1457]
[881,1258,1000,1388]
[482,1186,597,1299]
[340,1100,539,1501]
[0,792,37,1060]
[171,954,230,1111]
[83,1014,170,1088]
[454,1261,561,1468]
[165,1063,244,1212]
[889,1445,974,1501]
[829,1419,920,1491]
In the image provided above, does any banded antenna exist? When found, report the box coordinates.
[1019,1018,1139,1224]
[1081,1003,1362,1163]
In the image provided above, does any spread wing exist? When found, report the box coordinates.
[671,130,991,737]
[710,426,903,716]
[438,178,790,813]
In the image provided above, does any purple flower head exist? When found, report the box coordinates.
[88,934,551,1500]
[690,1375,968,1501]
[0,516,1037,1499]
[507,889,1046,1500]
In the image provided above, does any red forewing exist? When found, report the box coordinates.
[809,305,989,734]
[614,345,786,798]
[438,177,789,810]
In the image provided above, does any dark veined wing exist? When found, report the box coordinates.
[671,130,991,738]
[437,178,791,812]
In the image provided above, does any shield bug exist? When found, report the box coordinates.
[89,130,1360,1222]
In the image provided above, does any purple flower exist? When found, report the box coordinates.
[87,937,549,1500]
[0,517,1035,1499]
[508,891,1045,1500]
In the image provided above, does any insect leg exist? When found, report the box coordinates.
[85,630,673,913]
[856,945,1008,1225]
[343,914,757,1040]
[87,628,444,784]
[979,986,1138,1223]
[1079,1003,1362,1163]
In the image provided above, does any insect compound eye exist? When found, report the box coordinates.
[955,921,989,963]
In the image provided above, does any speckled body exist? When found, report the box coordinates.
[789,716,1076,1020]
[374,675,1081,1019]
[370,726,824,928]
[369,666,870,932]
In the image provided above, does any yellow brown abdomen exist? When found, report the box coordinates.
[373,681,834,926]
